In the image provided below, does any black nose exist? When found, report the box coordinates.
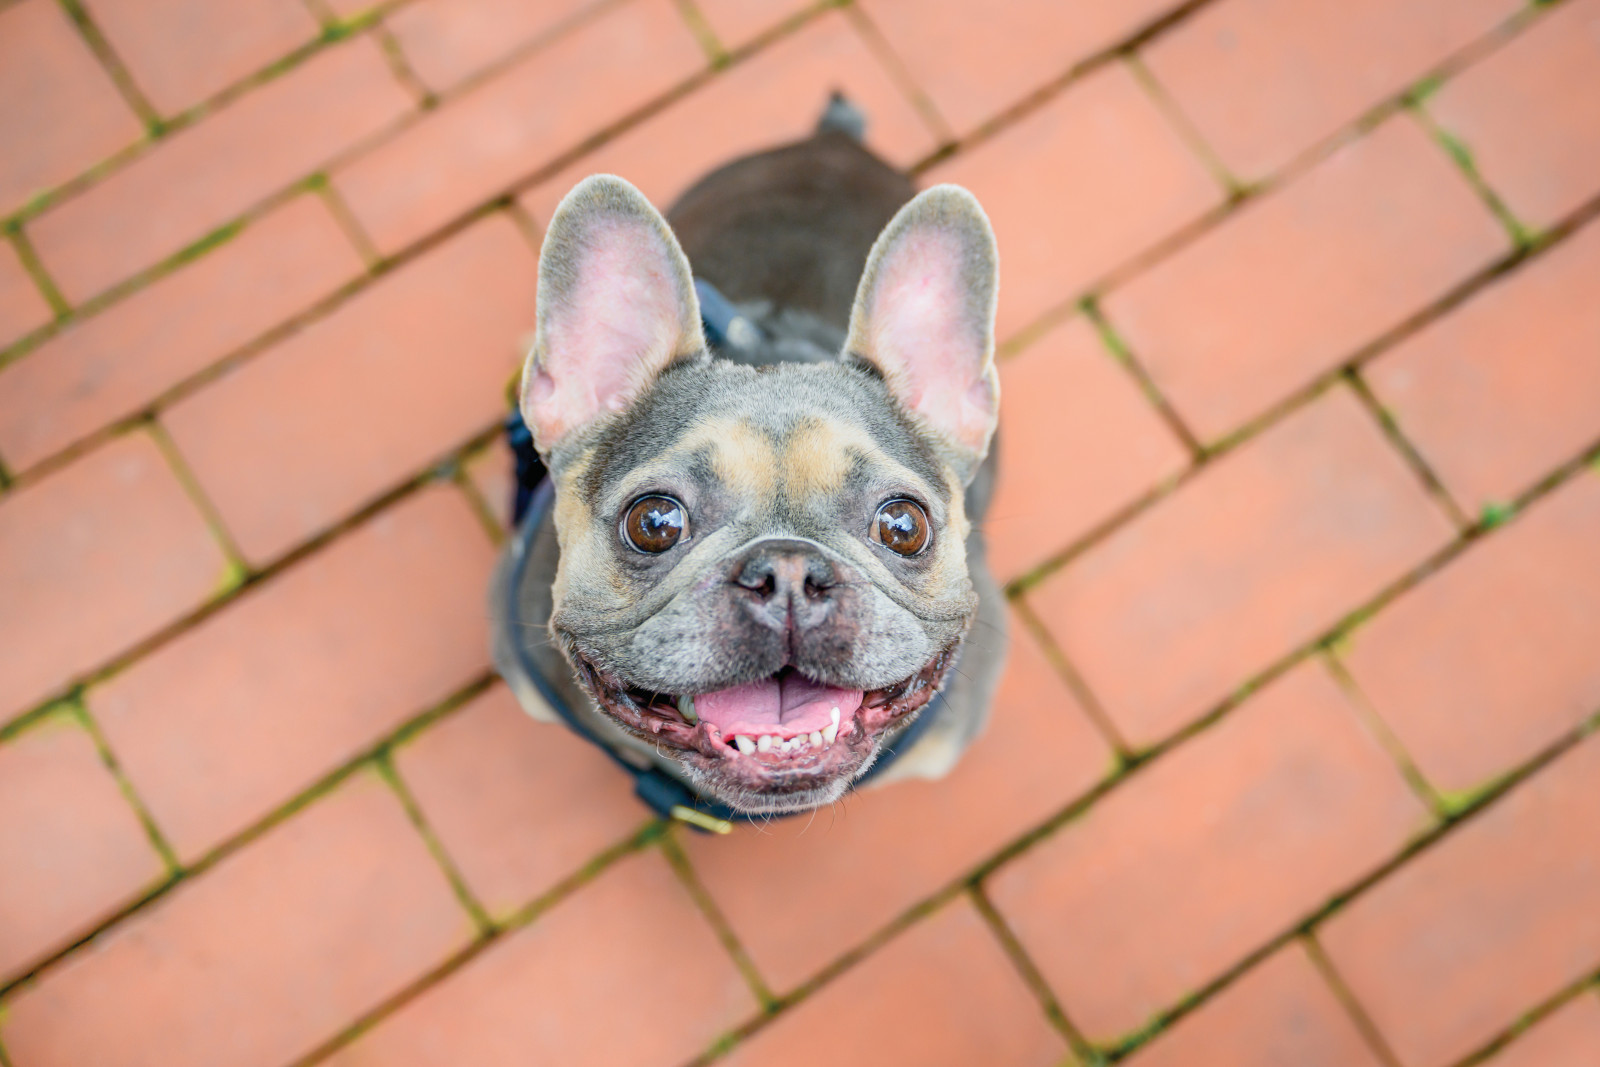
[731,539,839,630]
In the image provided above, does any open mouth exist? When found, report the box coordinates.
[568,645,958,778]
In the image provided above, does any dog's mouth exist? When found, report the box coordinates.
[568,645,958,799]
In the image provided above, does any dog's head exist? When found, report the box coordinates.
[520,175,998,813]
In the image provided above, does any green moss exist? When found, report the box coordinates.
[1479,500,1516,529]
[214,556,250,598]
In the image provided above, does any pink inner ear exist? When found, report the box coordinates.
[866,228,995,455]
[529,216,687,447]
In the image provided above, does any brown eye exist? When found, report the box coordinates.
[623,496,687,553]
[872,499,929,556]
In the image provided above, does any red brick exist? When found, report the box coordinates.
[683,614,1113,992]
[988,661,1425,1043]
[928,63,1219,342]
[0,772,473,1067]
[862,0,1182,136]
[0,239,52,350]
[1320,734,1600,1067]
[1123,943,1384,1067]
[464,438,515,532]
[394,684,647,920]
[0,433,227,721]
[987,316,1190,584]
[0,0,144,217]
[1143,0,1520,180]
[0,714,166,983]
[1429,0,1600,231]
[324,849,756,1067]
[1340,471,1600,796]
[1367,221,1600,512]
[161,215,534,564]
[84,0,321,116]
[29,37,412,303]
[694,0,813,49]
[387,0,610,93]
[90,485,495,862]
[1481,994,1600,1067]
[725,899,1067,1067]
[336,0,703,254]
[1103,117,1506,444]
[1031,387,1455,747]
[0,195,363,473]
[519,10,936,224]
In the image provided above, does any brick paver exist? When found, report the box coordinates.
[393,684,647,920]
[1103,116,1508,444]
[323,849,755,1067]
[1366,218,1600,513]
[0,240,53,351]
[161,215,534,564]
[519,9,935,223]
[1321,734,1600,1067]
[84,0,322,116]
[90,484,496,862]
[988,660,1426,1043]
[0,432,228,721]
[1121,943,1384,1067]
[694,0,814,49]
[931,62,1219,341]
[0,0,144,218]
[29,36,412,303]
[724,898,1068,1067]
[386,0,607,93]
[335,0,704,254]
[1142,0,1521,180]
[684,615,1113,993]
[1340,470,1600,797]
[1479,993,1600,1067]
[1030,386,1455,748]
[861,0,1182,137]
[0,714,166,984]
[6,3,1599,1064]
[0,194,364,473]
[0,771,473,1067]
[986,316,1191,584]
[1427,0,1600,231]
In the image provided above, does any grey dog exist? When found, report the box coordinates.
[490,99,1007,816]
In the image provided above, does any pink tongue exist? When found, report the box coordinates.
[694,673,864,736]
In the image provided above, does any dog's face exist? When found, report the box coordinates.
[520,176,998,813]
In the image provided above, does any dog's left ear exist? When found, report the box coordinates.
[845,184,999,481]
[520,174,706,456]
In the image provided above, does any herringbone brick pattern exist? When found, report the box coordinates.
[2,1,1598,1064]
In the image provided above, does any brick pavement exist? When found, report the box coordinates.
[1,1,1597,1064]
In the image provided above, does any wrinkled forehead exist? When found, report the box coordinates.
[578,363,950,514]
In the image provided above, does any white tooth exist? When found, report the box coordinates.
[810,731,823,746]
[757,734,774,752]
[782,739,795,752]
[830,707,841,727]
[735,735,755,755]
[822,722,838,744]
[677,694,697,725]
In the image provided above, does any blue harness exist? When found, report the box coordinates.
[497,280,945,833]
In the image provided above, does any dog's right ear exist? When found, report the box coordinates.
[520,175,706,456]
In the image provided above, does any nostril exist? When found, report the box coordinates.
[803,575,833,599]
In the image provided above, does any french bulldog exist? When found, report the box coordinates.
[490,99,1007,816]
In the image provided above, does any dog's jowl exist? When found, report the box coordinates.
[491,101,1007,816]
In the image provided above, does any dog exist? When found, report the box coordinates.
[490,97,1007,816]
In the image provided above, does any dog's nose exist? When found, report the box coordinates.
[731,539,839,630]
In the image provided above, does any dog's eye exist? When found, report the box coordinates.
[622,496,688,553]
[871,499,929,556]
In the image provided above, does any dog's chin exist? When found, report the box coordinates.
[567,642,961,815]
